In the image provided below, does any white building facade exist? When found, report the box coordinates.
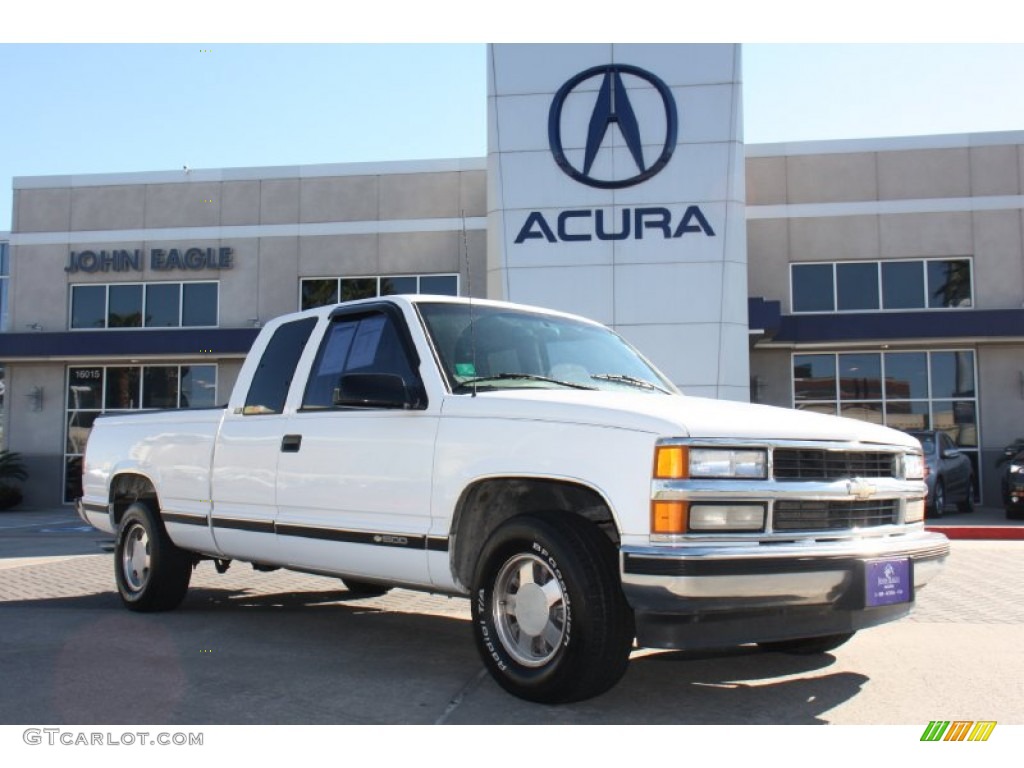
[2,45,1023,506]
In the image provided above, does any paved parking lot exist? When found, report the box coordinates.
[1,509,1022,726]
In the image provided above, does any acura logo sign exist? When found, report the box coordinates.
[548,64,678,189]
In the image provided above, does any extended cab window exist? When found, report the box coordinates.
[302,310,422,409]
[243,317,317,415]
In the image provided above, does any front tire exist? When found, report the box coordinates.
[759,632,855,655]
[114,501,192,612]
[471,514,634,704]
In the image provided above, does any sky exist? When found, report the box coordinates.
[3,6,1024,233]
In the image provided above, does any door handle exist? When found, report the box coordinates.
[281,434,302,453]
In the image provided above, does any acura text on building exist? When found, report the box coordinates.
[514,206,715,244]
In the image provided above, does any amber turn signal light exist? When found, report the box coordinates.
[652,501,688,534]
[654,445,688,479]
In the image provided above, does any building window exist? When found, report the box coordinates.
[69,282,219,329]
[299,274,459,311]
[792,349,979,481]
[790,259,972,314]
[64,363,218,502]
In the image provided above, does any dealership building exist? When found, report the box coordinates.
[2,43,1023,507]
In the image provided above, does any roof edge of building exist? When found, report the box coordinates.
[13,156,489,190]
[746,129,1024,158]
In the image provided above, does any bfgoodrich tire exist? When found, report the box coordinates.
[759,631,855,655]
[114,501,192,612]
[471,514,635,704]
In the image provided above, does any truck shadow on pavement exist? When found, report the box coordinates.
[2,583,868,726]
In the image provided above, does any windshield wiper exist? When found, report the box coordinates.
[591,373,672,394]
[455,373,597,392]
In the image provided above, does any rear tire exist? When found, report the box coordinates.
[340,579,392,598]
[114,501,192,612]
[759,632,855,655]
[471,513,635,704]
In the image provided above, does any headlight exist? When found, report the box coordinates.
[654,446,768,479]
[1011,464,1023,474]
[904,453,925,480]
[689,448,767,479]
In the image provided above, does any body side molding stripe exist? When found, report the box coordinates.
[208,516,448,551]
[163,512,209,527]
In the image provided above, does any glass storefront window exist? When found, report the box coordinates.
[791,350,980,488]
[841,402,883,423]
[143,366,179,409]
[108,284,143,328]
[301,279,338,311]
[793,354,837,401]
[381,276,418,295]
[105,367,140,409]
[792,259,972,314]
[932,400,978,447]
[340,278,377,302]
[300,274,461,310]
[836,262,879,311]
[885,400,931,432]
[65,363,219,502]
[928,260,972,308]
[791,264,834,313]
[839,353,882,400]
[884,352,929,400]
[881,261,925,309]
[419,275,459,296]
[71,285,107,329]
[182,282,218,326]
[931,351,975,398]
[181,365,217,408]
[71,282,217,329]
[145,283,180,327]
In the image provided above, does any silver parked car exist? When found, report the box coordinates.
[907,430,975,517]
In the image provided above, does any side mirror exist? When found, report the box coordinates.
[941,448,961,459]
[333,373,414,409]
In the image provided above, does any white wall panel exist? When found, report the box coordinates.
[488,43,749,400]
[506,266,614,325]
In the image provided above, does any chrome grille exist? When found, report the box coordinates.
[773,449,895,480]
[772,500,898,531]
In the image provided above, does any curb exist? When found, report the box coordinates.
[925,525,1024,541]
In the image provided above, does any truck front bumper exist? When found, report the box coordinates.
[620,530,949,650]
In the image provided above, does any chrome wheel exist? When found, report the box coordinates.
[492,553,567,668]
[121,523,151,592]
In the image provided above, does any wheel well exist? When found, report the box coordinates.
[449,478,619,589]
[109,473,159,527]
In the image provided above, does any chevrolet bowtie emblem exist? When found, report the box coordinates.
[848,480,877,500]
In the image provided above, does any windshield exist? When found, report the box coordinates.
[417,302,677,395]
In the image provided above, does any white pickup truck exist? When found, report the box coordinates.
[77,295,949,703]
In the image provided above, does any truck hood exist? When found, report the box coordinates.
[441,389,919,449]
